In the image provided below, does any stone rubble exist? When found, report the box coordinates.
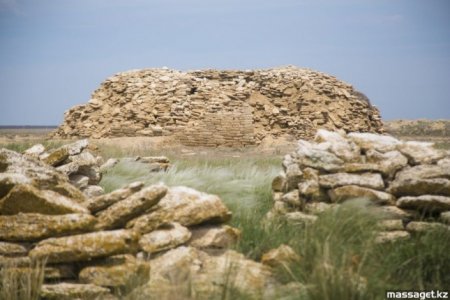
[270,129,450,243]
[1,145,287,299]
[52,66,383,146]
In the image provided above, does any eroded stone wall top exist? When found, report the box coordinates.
[53,66,384,146]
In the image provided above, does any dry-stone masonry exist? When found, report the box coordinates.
[0,145,293,299]
[270,129,450,242]
[53,66,383,146]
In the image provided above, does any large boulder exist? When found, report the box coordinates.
[130,246,278,299]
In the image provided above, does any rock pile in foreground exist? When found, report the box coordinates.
[52,66,383,146]
[24,140,105,198]
[270,130,450,242]
[0,147,288,299]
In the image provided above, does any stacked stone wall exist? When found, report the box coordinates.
[53,66,384,146]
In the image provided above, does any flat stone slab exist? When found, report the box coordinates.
[405,221,450,233]
[375,231,410,244]
[85,181,144,213]
[319,172,384,190]
[79,254,150,289]
[189,225,241,249]
[95,184,167,230]
[328,185,395,205]
[347,132,401,153]
[0,213,96,242]
[0,184,89,215]
[29,229,139,263]
[388,178,450,197]
[0,241,28,257]
[139,222,191,254]
[397,195,450,213]
[40,283,111,300]
[128,186,232,234]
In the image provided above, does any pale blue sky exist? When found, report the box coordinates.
[0,0,449,125]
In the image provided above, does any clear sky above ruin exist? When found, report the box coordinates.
[0,0,449,125]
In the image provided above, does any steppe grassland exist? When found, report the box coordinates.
[0,135,449,300]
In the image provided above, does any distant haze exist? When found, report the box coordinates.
[0,0,449,125]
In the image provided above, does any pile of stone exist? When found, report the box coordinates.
[24,140,105,198]
[0,148,290,299]
[52,66,383,146]
[270,129,450,242]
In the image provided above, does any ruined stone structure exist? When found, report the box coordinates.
[53,66,383,146]
[270,130,450,242]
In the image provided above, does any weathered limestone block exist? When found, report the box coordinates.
[128,186,232,234]
[397,141,446,165]
[79,254,150,289]
[0,148,70,194]
[83,185,105,198]
[85,181,144,213]
[95,184,167,230]
[303,202,335,215]
[23,144,45,157]
[139,222,191,254]
[131,246,276,299]
[0,173,32,198]
[42,147,70,167]
[261,244,301,268]
[52,182,87,203]
[0,213,96,242]
[372,205,419,220]
[40,283,111,300]
[285,212,317,225]
[296,140,344,171]
[347,132,401,153]
[281,189,304,207]
[314,129,361,162]
[29,230,140,263]
[0,241,28,257]
[189,225,241,249]
[375,231,410,244]
[394,164,450,181]
[0,184,89,215]
[396,195,450,213]
[328,185,395,205]
[319,173,384,190]
[405,221,449,233]
[378,219,405,231]
[388,178,450,197]
[69,174,89,190]
[272,172,287,192]
[77,166,102,185]
[285,164,303,191]
[365,150,408,178]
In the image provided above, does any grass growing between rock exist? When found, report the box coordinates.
[0,259,46,300]
[101,157,450,300]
